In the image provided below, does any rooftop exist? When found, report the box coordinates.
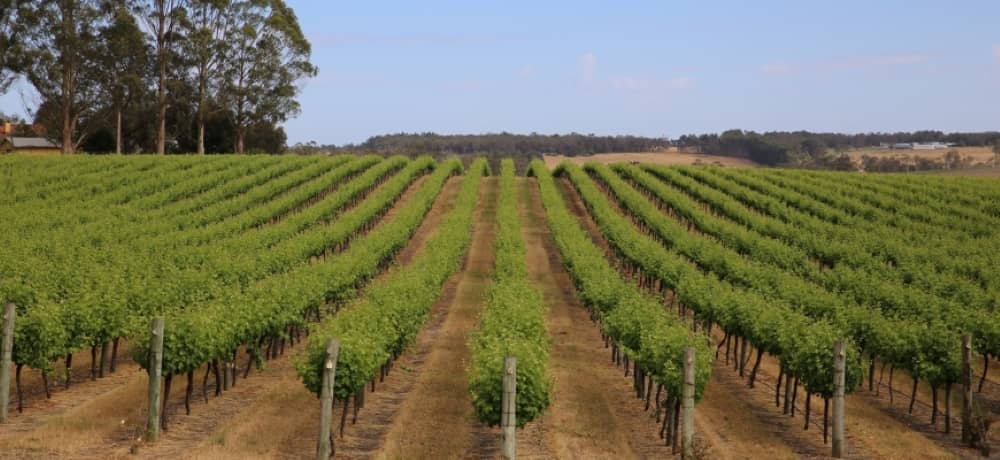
[7,137,60,149]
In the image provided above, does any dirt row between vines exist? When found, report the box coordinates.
[553,175,976,460]
[0,172,455,459]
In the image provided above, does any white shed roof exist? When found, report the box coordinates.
[9,137,59,148]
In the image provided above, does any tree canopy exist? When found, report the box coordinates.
[1,0,315,154]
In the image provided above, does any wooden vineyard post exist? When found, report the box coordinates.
[961,334,972,445]
[147,317,165,443]
[832,340,846,458]
[681,347,696,460]
[502,356,517,460]
[0,303,15,424]
[316,339,340,460]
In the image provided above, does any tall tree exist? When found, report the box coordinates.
[0,0,22,93]
[18,0,105,153]
[137,0,187,154]
[96,1,150,154]
[220,0,315,153]
[185,0,228,154]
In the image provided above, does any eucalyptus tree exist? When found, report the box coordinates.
[0,0,22,93]
[96,0,151,154]
[17,0,105,153]
[136,0,188,154]
[219,0,315,154]
[185,0,229,154]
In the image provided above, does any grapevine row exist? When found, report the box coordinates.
[468,159,551,426]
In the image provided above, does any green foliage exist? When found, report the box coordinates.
[297,159,486,399]
[468,159,551,426]
[530,160,712,400]
[562,162,863,396]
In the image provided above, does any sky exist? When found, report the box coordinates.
[2,0,999,145]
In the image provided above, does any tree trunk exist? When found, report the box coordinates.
[979,354,988,393]
[156,13,167,155]
[748,348,764,388]
[16,363,23,413]
[197,70,206,155]
[197,120,205,155]
[909,377,918,414]
[236,127,245,154]
[90,346,97,380]
[61,66,74,154]
[791,376,799,416]
[115,108,122,154]
[340,397,350,437]
[716,332,728,360]
[161,374,173,431]
[213,360,222,396]
[41,371,50,399]
[99,341,108,378]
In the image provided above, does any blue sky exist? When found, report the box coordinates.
[3,0,999,145]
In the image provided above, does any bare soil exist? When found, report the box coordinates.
[374,177,498,459]
[517,177,686,459]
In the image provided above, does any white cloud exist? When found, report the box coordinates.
[577,52,598,86]
[760,62,791,75]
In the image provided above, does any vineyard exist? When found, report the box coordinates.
[0,154,998,459]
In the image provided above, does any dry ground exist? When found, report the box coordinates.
[373,177,499,459]
[846,146,995,162]
[543,152,760,169]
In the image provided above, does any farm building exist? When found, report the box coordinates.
[887,142,951,150]
[0,136,61,155]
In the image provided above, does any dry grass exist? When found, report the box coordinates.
[543,152,760,169]
[845,146,995,161]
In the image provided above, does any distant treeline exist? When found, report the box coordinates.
[675,130,1000,166]
[289,130,1000,169]
[293,132,670,157]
